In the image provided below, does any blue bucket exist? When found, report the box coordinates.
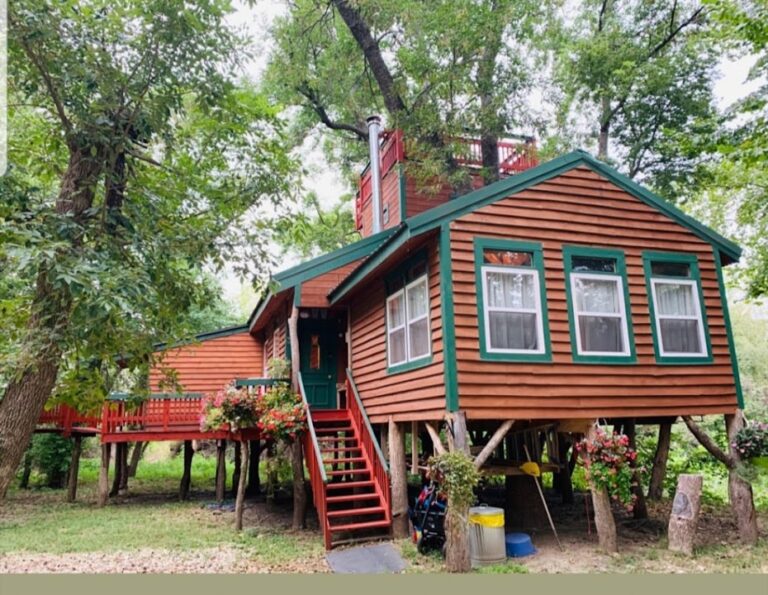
[505,532,536,558]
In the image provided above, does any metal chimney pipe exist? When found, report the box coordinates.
[367,115,383,234]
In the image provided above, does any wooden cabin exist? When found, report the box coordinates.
[37,130,743,549]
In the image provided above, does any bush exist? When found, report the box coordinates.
[29,434,72,488]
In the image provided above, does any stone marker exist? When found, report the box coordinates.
[668,474,703,555]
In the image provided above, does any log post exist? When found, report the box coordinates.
[725,413,759,545]
[583,425,617,553]
[451,411,469,455]
[109,443,125,497]
[624,420,648,519]
[425,422,447,455]
[231,441,242,497]
[411,421,419,473]
[388,416,409,538]
[66,435,82,503]
[668,474,703,555]
[648,422,672,500]
[235,440,250,531]
[98,443,111,507]
[19,450,32,489]
[179,440,194,501]
[473,420,514,469]
[556,434,574,504]
[128,441,144,478]
[288,305,307,528]
[266,441,277,506]
[246,440,261,496]
[118,441,129,493]
[215,439,226,503]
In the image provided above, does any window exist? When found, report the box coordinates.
[563,246,635,363]
[386,254,432,372]
[643,251,711,363]
[475,239,551,362]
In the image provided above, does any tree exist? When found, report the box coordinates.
[264,0,557,183]
[0,0,293,499]
[555,0,719,198]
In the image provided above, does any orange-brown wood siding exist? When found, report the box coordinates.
[300,260,363,308]
[359,166,402,237]
[349,239,446,423]
[450,167,738,420]
[149,332,263,394]
[405,173,484,219]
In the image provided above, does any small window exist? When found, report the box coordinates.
[475,239,550,361]
[644,252,710,362]
[386,274,431,370]
[564,246,635,363]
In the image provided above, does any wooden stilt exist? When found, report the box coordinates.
[451,411,469,454]
[265,441,277,506]
[118,441,129,493]
[725,413,759,545]
[66,435,82,503]
[648,422,672,500]
[215,439,226,503]
[231,441,242,497]
[98,443,111,507]
[235,440,250,531]
[411,421,419,473]
[388,417,409,538]
[425,422,446,455]
[624,419,648,519]
[128,441,145,478]
[474,420,514,469]
[19,450,32,489]
[583,425,617,553]
[556,433,574,504]
[246,440,261,496]
[179,440,194,501]
[110,443,124,497]
[380,424,389,461]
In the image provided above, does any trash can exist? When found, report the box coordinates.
[468,505,506,567]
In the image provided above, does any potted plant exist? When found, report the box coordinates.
[732,422,768,470]
[199,383,261,432]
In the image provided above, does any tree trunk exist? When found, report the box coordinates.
[556,435,574,505]
[118,441,129,493]
[266,441,277,506]
[66,435,82,503]
[668,474,703,555]
[246,440,261,496]
[179,440,194,501]
[388,417,409,538]
[98,443,111,507]
[291,440,307,529]
[725,413,759,545]
[110,443,124,497]
[128,442,145,478]
[583,425,617,553]
[19,450,33,489]
[231,441,242,497]
[235,440,249,531]
[0,143,104,500]
[215,439,226,503]
[445,506,471,572]
[648,422,672,500]
[598,96,611,160]
[624,420,648,520]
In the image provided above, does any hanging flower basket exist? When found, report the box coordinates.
[732,422,768,468]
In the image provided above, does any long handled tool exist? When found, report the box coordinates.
[522,444,563,551]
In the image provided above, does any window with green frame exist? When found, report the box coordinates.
[642,251,712,364]
[474,238,551,362]
[385,251,432,373]
[563,245,636,364]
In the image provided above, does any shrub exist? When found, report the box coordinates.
[30,433,72,488]
[733,422,768,459]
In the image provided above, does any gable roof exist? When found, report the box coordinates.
[329,150,741,304]
[153,324,251,352]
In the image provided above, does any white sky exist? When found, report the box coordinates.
[220,2,762,310]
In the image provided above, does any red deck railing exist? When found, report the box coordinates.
[37,404,100,436]
[345,368,391,525]
[298,372,330,548]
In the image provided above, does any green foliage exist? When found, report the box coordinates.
[258,381,307,443]
[576,428,640,511]
[427,451,479,509]
[29,434,72,489]
[733,422,768,459]
[266,357,292,380]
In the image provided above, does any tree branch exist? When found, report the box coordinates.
[647,6,704,60]
[682,416,736,469]
[296,83,368,140]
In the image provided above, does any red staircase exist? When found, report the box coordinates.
[300,371,391,549]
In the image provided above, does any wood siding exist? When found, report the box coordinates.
[450,167,738,420]
[359,166,402,237]
[300,261,363,308]
[150,332,263,393]
[405,174,484,219]
[349,239,446,423]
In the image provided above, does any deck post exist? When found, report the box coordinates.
[648,422,672,500]
[583,424,618,553]
[289,304,307,529]
[98,443,111,507]
[109,443,125,497]
[624,419,648,519]
[66,435,82,503]
[215,439,226,503]
[128,442,145,478]
[556,433,574,504]
[411,421,419,473]
[231,441,241,497]
[388,416,409,538]
[724,413,759,544]
[246,440,261,496]
[179,440,194,501]
[235,440,250,531]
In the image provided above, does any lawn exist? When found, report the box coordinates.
[1,448,766,574]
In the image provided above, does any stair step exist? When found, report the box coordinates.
[326,469,370,477]
[320,447,361,453]
[326,493,380,504]
[328,519,391,533]
[327,506,385,519]
[315,426,353,434]
[311,411,350,422]
[325,480,374,490]
[322,457,366,465]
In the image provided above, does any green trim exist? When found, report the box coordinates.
[440,223,459,411]
[714,249,745,409]
[386,355,434,376]
[405,150,741,263]
[562,245,637,364]
[329,224,411,304]
[473,238,552,363]
[153,325,250,352]
[642,251,713,365]
[293,284,301,308]
[398,164,407,225]
[234,377,287,387]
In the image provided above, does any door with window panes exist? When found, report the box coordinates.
[299,319,338,409]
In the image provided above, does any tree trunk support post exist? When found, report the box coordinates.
[648,422,672,500]
[179,440,194,501]
[66,434,83,503]
[624,419,648,520]
[583,424,618,553]
[288,305,307,529]
[98,443,111,507]
[215,439,227,503]
[231,441,242,497]
[725,413,759,545]
[110,443,125,497]
[246,440,261,496]
[668,474,703,555]
[388,416,409,538]
[235,440,250,531]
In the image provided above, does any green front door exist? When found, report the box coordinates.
[299,320,338,409]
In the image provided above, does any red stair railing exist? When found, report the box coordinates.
[298,372,330,549]
[345,368,391,525]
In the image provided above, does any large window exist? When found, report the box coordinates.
[475,238,550,362]
[643,251,711,363]
[563,246,635,363]
[386,254,432,372]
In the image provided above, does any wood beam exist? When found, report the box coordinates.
[474,420,514,469]
[425,422,446,455]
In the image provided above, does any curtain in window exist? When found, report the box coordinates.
[487,272,536,309]
[573,277,624,353]
[407,279,430,359]
[485,271,539,350]
[387,293,406,364]
[656,283,695,316]
[655,282,701,353]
